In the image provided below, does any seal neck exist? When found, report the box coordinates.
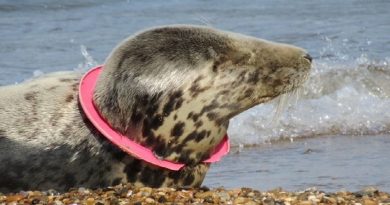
[79,65,230,171]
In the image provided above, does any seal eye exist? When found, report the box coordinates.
[303,54,312,63]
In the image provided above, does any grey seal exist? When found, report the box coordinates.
[0,25,311,193]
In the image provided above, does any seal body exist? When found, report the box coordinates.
[0,25,311,193]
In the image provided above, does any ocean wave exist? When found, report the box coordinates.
[228,57,390,146]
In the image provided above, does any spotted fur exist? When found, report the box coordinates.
[0,25,311,193]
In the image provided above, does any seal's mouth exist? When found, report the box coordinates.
[270,54,312,122]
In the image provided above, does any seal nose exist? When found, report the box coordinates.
[303,53,312,63]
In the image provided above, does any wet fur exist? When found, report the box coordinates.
[0,25,311,193]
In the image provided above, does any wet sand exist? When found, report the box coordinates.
[205,134,390,192]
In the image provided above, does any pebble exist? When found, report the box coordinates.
[86,197,95,205]
[6,194,24,203]
[54,200,64,205]
[0,184,389,205]
[363,199,377,205]
[217,191,231,202]
[244,200,259,205]
[145,197,155,203]
[234,196,247,204]
[299,200,313,205]
[263,197,276,205]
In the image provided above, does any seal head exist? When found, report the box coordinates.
[93,25,311,165]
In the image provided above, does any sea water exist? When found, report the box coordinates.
[1,0,389,192]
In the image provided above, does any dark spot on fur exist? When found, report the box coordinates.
[47,86,59,91]
[183,173,195,186]
[146,131,164,147]
[194,121,203,128]
[59,78,76,82]
[65,94,74,103]
[174,114,178,120]
[24,91,37,101]
[212,56,227,73]
[206,112,218,121]
[196,152,204,161]
[144,132,156,146]
[217,89,230,97]
[273,79,282,86]
[199,101,219,116]
[60,124,73,137]
[124,160,143,183]
[145,103,159,118]
[171,122,185,137]
[111,177,122,186]
[142,119,154,138]
[238,88,254,101]
[175,98,184,109]
[247,70,260,84]
[215,117,227,126]
[102,141,127,161]
[62,173,77,190]
[212,63,218,72]
[192,113,200,122]
[168,170,182,183]
[190,84,200,95]
[71,82,79,91]
[140,166,166,187]
[163,90,183,116]
[235,71,248,85]
[193,76,204,84]
[187,112,193,119]
[130,108,143,125]
[177,150,195,164]
[245,88,254,97]
[150,114,164,130]
[195,130,207,142]
[154,141,167,157]
[105,165,112,172]
[221,103,241,111]
[189,75,210,97]
[184,131,198,143]
[183,130,207,144]
[189,83,211,98]
[151,92,163,104]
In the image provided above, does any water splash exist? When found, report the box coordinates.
[228,41,390,146]
[76,45,98,71]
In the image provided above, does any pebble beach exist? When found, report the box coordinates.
[1,184,390,205]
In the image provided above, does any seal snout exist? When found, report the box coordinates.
[303,53,313,63]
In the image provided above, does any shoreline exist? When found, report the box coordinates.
[1,184,389,205]
[204,134,390,192]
